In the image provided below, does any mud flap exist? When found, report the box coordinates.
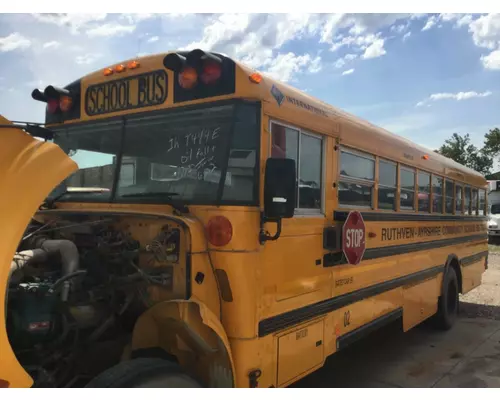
[0,116,77,388]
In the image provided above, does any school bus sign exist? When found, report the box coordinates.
[342,211,366,265]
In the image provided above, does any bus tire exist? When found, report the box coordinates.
[433,267,459,330]
[85,358,203,388]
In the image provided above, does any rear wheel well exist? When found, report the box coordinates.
[447,256,463,294]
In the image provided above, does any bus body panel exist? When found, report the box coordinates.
[2,49,489,388]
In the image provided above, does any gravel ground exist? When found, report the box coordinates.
[459,247,500,320]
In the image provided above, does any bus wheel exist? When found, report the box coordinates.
[433,267,459,330]
[85,358,203,388]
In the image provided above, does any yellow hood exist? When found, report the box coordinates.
[0,116,77,388]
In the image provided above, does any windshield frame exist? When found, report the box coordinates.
[48,99,261,207]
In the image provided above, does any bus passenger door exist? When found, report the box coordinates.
[260,120,333,327]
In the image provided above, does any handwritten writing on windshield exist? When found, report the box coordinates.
[166,127,221,181]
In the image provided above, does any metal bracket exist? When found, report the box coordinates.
[259,212,282,244]
[248,369,262,388]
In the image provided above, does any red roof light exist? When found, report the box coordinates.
[200,61,222,85]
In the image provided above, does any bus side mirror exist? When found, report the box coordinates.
[263,157,296,220]
[260,158,296,244]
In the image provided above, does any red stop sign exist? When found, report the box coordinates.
[342,211,366,265]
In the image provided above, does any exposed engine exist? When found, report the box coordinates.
[6,216,182,387]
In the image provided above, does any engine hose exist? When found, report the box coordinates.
[47,270,87,297]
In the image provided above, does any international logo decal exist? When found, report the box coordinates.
[271,84,285,106]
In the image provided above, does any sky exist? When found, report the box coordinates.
[1,12,500,154]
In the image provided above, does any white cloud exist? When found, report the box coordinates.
[333,52,358,69]
[329,33,383,54]
[180,14,411,80]
[321,13,411,43]
[334,57,346,68]
[456,14,473,28]
[422,15,438,31]
[120,14,155,24]
[86,23,136,38]
[391,24,407,34]
[437,13,500,70]
[32,13,107,35]
[403,31,412,41]
[468,13,500,50]
[308,56,322,73]
[430,91,492,100]
[75,53,102,65]
[42,40,60,49]
[416,90,493,106]
[342,68,354,75]
[0,32,31,52]
[183,14,324,80]
[440,13,474,28]
[147,36,159,43]
[361,38,386,59]
[481,49,500,69]
[264,52,320,82]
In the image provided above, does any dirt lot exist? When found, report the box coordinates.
[460,246,500,317]
[292,249,500,388]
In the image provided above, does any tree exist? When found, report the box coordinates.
[435,133,493,175]
[483,128,500,158]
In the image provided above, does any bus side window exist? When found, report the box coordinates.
[418,171,430,212]
[378,159,397,210]
[445,179,454,214]
[271,123,299,208]
[455,184,463,214]
[479,189,486,216]
[338,148,375,208]
[400,166,415,211]
[432,175,443,214]
[471,188,478,215]
[464,186,471,215]
[298,133,323,210]
[271,122,323,211]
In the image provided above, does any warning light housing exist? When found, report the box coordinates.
[31,81,81,124]
[163,49,235,103]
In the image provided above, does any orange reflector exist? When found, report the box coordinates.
[207,216,233,247]
[179,66,198,89]
[127,60,140,69]
[104,68,113,76]
[115,64,126,73]
[422,155,429,160]
[0,379,10,388]
[249,73,262,83]
[59,95,73,112]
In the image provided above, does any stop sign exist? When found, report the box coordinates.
[342,211,366,265]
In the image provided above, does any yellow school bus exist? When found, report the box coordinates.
[0,49,488,388]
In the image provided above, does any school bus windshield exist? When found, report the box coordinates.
[49,101,260,205]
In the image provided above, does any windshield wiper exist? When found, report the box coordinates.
[42,188,110,209]
[121,192,189,214]
[121,191,180,198]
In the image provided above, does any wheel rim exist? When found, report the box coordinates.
[446,280,457,316]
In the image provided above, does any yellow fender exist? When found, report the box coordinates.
[0,116,77,388]
[130,297,235,388]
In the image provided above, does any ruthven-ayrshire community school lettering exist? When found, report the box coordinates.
[381,224,486,241]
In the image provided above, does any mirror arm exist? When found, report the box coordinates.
[259,212,282,244]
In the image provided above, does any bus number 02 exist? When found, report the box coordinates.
[343,311,351,327]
